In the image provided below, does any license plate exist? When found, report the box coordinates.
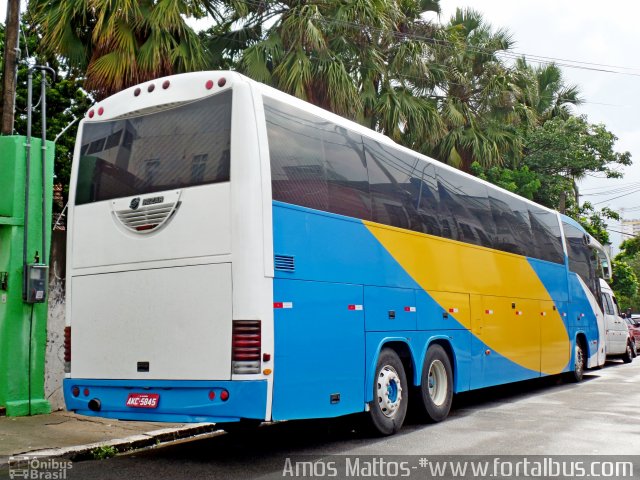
[126,393,160,408]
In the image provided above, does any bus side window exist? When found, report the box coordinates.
[563,221,599,299]
[409,163,442,236]
[323,125,372,220]
[364,139,417,230]
[265,99,329,211]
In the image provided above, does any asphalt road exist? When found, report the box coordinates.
[6,359,640,480]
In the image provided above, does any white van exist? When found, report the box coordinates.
[600,279,634,362]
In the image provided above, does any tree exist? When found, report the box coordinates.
[617,236,640,260]
[613,236,640,311]
[216,0,444,149]
[612,259,639,302]
[571,202,619,246]
[471,161,540,200]
[521,115,631,211]
[424,8,526,172]
[514,58,582,125]
[29,0,214,99]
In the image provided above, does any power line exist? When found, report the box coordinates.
[229,0,640,79]
[592,187,640,205]
[582,181,640,192]
[608,228,637,238]
[581,184,640,196]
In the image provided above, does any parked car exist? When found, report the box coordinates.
[624,316,640,353]
[600,279,634,363]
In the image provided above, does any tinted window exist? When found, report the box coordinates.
[489,191,525,255]
[529,209,564,263]
[602,293,615,315]
[76,90,231,204]
[264,95,565,263]
[563,221,599,298]
[323,125,370,218]
[265,97,371,219]
[365,139,417,229]
[409,162,441,236]
[439,169,494,247]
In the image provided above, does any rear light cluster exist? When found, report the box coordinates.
[64,326,71,373]
[232,320,261,374]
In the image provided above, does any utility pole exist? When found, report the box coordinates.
[1,0,21,134]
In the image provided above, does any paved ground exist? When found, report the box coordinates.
[2,359,637,479]
[0,410,218,461]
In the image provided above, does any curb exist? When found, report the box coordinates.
[1,424,224,466]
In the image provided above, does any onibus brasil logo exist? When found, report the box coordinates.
[8,455,73,479]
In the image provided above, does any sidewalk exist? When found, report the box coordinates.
[0,410,220,465]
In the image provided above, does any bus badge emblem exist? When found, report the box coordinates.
[129,197,140,210]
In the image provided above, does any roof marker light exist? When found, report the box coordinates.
[205,80,214,90]
[218,77,227,87]
[162,80,170,89]
[88,110,94,118]
[97,107,104,116]
[134,87,141,97]
[148,84,155,92]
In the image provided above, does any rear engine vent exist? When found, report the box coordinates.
[112,191,182,234]
[232,320,261,374]
[115,203,178,233]
[274,255,295,272]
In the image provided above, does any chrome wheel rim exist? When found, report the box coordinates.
[377,365,402,418]
[575,345,584,375]
[428,360,448,406]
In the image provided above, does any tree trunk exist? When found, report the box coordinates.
[1,0,21,135]
[558,191,566,214]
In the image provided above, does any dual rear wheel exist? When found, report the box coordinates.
[368,345,453,436]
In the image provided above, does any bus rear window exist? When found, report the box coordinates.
[75,90,232,205]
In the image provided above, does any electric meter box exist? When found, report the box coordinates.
[25,264,48,303]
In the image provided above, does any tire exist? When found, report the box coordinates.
[367,348,408,436]
[622,342,634,364]
[566,340,586,382]
[632,341,638,358]
[416,344,453,423]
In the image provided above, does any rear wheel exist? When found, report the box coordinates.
[622,342,634,364]
[566,340,586,382]
[367,348,408,436]
[416,345,453,423]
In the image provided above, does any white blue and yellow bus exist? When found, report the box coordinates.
[64,71,611,435]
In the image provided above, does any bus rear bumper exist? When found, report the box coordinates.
[63,378,268,423]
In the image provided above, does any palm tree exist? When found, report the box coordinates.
[29,0,214,99]
[423,8,526,173]
[220,0,444,143]
[514,58,583,124]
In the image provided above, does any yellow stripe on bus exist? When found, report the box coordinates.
[364,221,570,374]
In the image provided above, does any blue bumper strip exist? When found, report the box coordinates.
[64,378,268,423]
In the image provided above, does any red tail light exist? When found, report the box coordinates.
[64,326,71,373]
[232,321,261,374]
